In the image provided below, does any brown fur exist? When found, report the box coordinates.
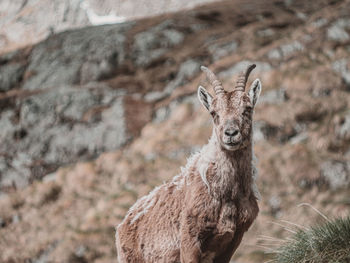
[116,65,261,263]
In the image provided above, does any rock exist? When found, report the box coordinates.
[268,40,304,60]
[0,110,17,144]
[332,58,350,88]
[253,121,278,142]
[0,156,7,175]
[267,40,305,60]
[31,242,57,263]
[0,6,215,189]
[132,20,184,67]
[289,132,308,145]
[218,61,272,79]
[153,106,171,123]
[253,121,268,142]
[310,68,341,97]
[327,18,350,42]
[0,84,129,189]
[0,168,30,190]
[0,0,90,53]
[296,12,307,21]
[12,214,20,224]
[267,49,282,60]
[295,102,327,123]
[153,94,199,123]
[259,88,288,105]
[321,160,350,190]
[257,28,275,37]
[43,95,128,164]
[0,0,219,54]
[346,149,350,157]
[68,245,88,263]
[144,90,168,103]
[42,172,57,183]
[327,25,349,42]
[145,59,200,102]
[335,111,350,141]
[21,23,131,90]
[0,62,26,92]
[75,245,87,258]
[280,41,304,57]
[253,120,298,143]
[268,195,282,218]
[208,40,238,61]
[311,18,328,28]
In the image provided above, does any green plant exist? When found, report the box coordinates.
[273,216,350,263]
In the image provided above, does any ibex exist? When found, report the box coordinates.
[116,63,262,263]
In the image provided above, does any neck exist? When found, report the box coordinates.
[202,130,254,199]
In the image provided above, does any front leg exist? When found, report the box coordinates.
[180,207,213,263]
[180,218,201,263]
[180,211,218,263]
[213,229,244,263]
[179,179,218,262]
[180,242,201,263]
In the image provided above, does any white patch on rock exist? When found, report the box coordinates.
[80,1,126,25]
[327,18,350,42]
[311,18,328,28]
[257,28,275,37]
[336,111,350,141]
[268,41,304,60]
[267,49,282,60]
[327,25,349,41]
[321,161,350,190]
[280,41,304,57]
[332,59,350,86]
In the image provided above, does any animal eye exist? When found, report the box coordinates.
[246,105,253,111]
[243,107,252,116]
[210,112,219,124]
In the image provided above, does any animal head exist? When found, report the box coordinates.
[198,64,262,151]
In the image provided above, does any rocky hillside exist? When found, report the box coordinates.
[0,0,350,262]
[0,0,219,54]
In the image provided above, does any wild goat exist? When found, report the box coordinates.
[116,63,262,263]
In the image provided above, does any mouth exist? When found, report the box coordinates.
[225,141,240,146]
[223,141,241,150]
[225,141,241,147]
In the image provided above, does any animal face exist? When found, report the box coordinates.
[198,65,261,151]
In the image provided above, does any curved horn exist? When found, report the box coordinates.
[234,64,256,92]
[200,66,225,95]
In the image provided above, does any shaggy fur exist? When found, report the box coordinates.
[116,64,262,263]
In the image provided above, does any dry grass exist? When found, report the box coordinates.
[272,215,350,263]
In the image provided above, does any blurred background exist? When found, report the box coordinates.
[0,0,349,262]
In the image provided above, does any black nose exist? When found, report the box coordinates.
[225,128,239,137]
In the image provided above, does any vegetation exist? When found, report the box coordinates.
[274,216,350,263]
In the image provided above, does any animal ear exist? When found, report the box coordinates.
[198,86,213,111]
[248,79,262,107]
